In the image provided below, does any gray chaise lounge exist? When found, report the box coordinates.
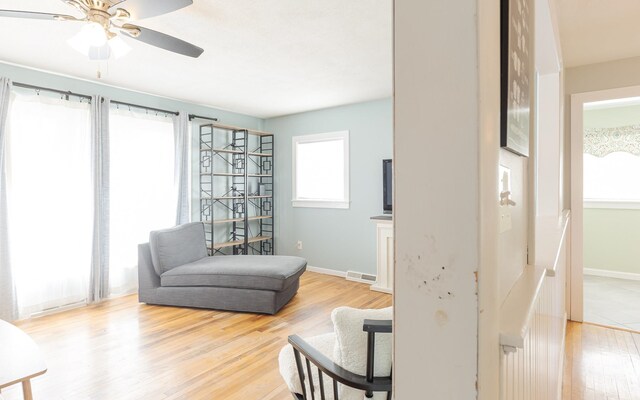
[138,222,307,314]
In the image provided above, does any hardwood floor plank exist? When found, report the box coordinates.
[563,321,640,400]
[2,272,391,400]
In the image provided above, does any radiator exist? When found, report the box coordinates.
[500,213,569,400]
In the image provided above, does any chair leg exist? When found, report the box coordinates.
[22,380,33,400]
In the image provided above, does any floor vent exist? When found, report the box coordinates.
[346,271,377,284]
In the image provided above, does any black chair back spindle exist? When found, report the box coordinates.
[305,358,316,400]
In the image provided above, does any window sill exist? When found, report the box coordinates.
[584,200,640,210]
[292,200,350,209]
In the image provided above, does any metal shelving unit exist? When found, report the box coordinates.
[199,123,274,255]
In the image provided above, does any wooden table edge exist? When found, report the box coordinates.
[0,369,47,391]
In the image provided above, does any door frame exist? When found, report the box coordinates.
[569,84,640,322]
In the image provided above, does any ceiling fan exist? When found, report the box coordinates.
[0,0,204,58]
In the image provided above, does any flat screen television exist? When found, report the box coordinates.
[383,159,392,214]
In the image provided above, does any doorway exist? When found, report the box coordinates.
[570,86,640,331]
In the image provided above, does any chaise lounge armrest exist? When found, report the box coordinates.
[288,332,392,395]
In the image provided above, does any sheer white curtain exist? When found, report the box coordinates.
[174,112,190,225]
[0,77,17,321]
[6,91,92,318]
[89,96,110,302]
[109,107,175,295]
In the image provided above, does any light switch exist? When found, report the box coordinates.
[499,165,512,233]
[499,165,511,200]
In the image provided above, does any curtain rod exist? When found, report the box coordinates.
[13,81,179,116]
[105,99,179,116]
[12,82,92,100]
[188,114,218,122]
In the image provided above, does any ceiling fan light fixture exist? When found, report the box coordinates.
[68,22,124,60]
[111,8,130,21]
[68,29,90,55]
[68,34,131,61]
[119,24,142,38]
[83,21,108,46]
[88,44,111,61]
[108,36,131,59]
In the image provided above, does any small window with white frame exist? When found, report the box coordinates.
[292,131,350,209]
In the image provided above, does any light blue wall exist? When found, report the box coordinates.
[265,98,393,275]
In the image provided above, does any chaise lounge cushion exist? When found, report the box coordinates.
[149,222,208,276]
[160,255,307,291]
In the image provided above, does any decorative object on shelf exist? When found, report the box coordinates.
[199,122,274,255]
[500,0,533,157]
[0,0,203,60]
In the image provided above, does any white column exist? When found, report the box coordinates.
[394,0,499,397]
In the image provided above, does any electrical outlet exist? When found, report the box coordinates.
[296,241,303,250]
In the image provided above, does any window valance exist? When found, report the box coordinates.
[584,125,640,157]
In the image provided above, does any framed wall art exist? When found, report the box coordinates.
[500,0,533,157]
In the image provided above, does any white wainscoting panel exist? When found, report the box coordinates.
[500,213,569,400]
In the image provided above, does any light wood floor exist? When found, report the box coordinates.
[563,321,640,400]
[2,272,391,400]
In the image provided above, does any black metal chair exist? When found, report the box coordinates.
[287,319,392,400]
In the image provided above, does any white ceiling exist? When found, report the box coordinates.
[0,0,392,118]
[556,0,640,68]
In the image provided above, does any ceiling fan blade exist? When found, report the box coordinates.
[110,0,192,20]
[0,9,78,20]
[124,24,203,58]
[59,0,89,15]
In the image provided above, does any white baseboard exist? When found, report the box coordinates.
[28,299,87,319]
[306,265,347,278]
[108,288,138,299]
[306,266,377,286]
[584,267,640,281]
[370,284,393,294]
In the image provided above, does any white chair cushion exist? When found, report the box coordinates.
[331,306,392,400]
[279,332,337,400]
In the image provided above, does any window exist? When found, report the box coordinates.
[584,152,640,208]
[292,131,349,209]
[6,91,92,317]
[109,107,176,294]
